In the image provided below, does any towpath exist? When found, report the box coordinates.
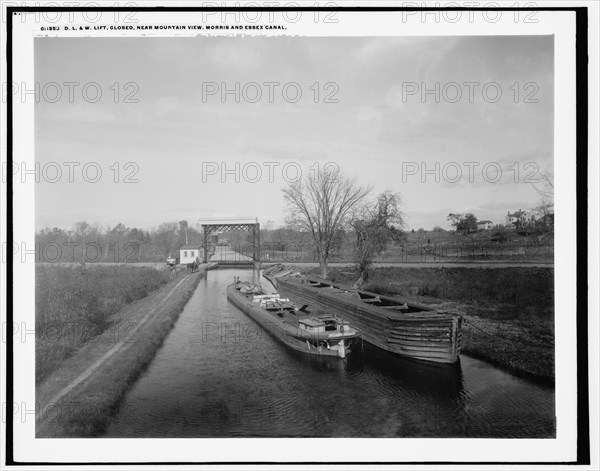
[35,267,204,437]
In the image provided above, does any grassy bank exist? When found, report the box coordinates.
[36,268,204,437]
[303,265,555,383]
[36,264,172,383]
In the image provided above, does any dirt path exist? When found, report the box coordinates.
[36,268,205,437]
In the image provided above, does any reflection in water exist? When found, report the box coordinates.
[105,268,555,438]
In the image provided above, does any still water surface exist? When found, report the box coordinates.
[105,268,555,438]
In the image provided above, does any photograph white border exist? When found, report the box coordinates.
[2,2,593,466]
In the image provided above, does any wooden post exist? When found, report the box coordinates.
[255,223,261,262]
[450,317,458,362]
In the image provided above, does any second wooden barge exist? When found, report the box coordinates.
[264,267,462,364]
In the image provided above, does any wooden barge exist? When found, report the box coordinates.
[227,280,362,359]
[265,270,462,364]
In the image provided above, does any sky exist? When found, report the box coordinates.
[34,35,554,231]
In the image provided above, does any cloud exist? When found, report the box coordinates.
[34,35,554,231]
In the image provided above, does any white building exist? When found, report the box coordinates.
[179,244,203,264]
[477,220,493,230]
[505,209,533,227]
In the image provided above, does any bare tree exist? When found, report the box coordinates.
[531,169,554,234]
[282,166,371,278]
[532,169,554,201]
[349,191,405,288]
[532,169,554,213]
[72,221,92,268]
[73,221,91,242]
[153,222,179,259]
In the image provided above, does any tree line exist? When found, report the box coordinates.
[35,166,407,288]
[36,165,553,288]
[35,220,203,263]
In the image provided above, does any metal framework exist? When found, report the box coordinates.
[201,221,260,263]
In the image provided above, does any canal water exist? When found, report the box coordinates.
[105,268,555,438]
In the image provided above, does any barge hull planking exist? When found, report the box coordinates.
[273,276,462,364]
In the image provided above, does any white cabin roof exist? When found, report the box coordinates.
[299,317,326,327]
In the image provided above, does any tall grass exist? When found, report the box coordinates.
[36,265,169,383]
[324,266,553,319]
[319,265,555,381]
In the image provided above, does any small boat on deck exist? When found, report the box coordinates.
[227,279,361,359]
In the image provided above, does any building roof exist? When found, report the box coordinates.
[478,220,493,224]
[180,244,203,250]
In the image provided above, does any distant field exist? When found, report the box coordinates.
[255,230,554,264]
[35,264,171,383]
